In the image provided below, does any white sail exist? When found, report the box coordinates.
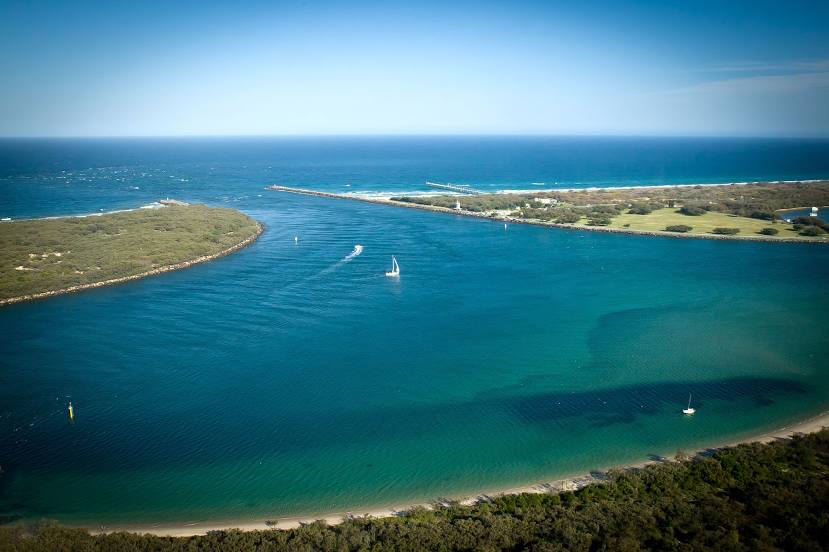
[682,393,695,415]
[385,255,400,277]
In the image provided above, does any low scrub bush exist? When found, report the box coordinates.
[554,212,581,224]
[587,215,612,226]
[799,226,826,236]
[678,205,706,216]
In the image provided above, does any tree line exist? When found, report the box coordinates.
[2,430,828,551]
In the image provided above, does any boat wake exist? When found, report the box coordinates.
[294,245,365,286]
[343,244,363,262]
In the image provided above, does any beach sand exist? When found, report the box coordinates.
[93,409,829,537]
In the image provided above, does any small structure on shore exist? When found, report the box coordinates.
[454,200,462,211]
[810,207,819,217]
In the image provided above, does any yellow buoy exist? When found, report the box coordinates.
[68,402,74,420]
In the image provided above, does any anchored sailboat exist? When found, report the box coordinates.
[682,394,695,415]
[385,255,400,277]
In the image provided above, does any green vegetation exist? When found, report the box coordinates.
[665,224,693,233]
[628,201,660,215]
[679,203,707,216]
[611,209,803,237]
[799,226,826,237]
[555,211,581,224]
[586,213,612,226]
[712,227,740,235]
[760,228,779,236]
[0,205,261,302]
[392,181,829,241]
[792,216,829,234]
[2,431,828,551]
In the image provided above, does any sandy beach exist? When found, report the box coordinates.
[93,409,829,537]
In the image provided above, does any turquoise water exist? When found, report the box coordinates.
[1,137,829,526]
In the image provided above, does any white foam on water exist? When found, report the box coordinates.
[343,244,364,261]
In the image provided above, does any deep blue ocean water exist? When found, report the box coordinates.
[1,137,828,526]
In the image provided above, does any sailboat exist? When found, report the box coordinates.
[385,255,400,277]
[682,394,696,415]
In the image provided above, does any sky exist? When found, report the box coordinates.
[1,0,828,137]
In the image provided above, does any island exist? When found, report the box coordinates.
[270,181,829,242]
[0,203,262,306]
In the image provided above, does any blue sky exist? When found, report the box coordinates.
[1,0,827,137]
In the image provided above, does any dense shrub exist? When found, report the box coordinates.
[586,215,612,226]
[792,216,829,230]
[665,224,693,233]
[628,202,653,215]
[679,201,711,217]
[799,226,826,236]
[587,205,623,215]
[748,210,775,220]
[712,227,740,235]
[554,212,581,224]
[759,227,779,235]
[678,204,706,216]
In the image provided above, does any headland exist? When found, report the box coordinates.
[0,202,263,306]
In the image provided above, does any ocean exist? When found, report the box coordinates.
[1,136,828,526]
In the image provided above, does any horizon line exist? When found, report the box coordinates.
[1,132,829,140]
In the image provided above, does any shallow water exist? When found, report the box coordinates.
[1,137,828,525]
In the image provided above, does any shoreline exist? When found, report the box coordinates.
[322,179,829,200]
[267,184,828,244]
[0,221,264,307]
[0,201,177,223]
[90,409,829,537]
[325,178,829,200]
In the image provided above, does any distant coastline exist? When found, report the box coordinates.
[91,408,829,537]
[268,181,829,244]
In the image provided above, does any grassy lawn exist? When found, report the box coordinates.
[607,208,824,240]
[0,204,260,301]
